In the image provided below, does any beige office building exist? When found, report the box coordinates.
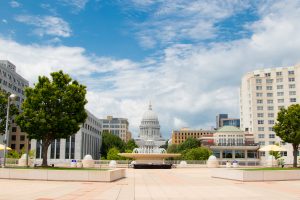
[100,116,131,142]
[240,65,300,163]
[171,128,214,145]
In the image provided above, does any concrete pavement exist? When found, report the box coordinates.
[0,168,300,200]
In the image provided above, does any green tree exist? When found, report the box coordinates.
[16,71,87,166]
[101,131,125,158]
[178,137,200,152]
[0,90,18,134]
[182,147,212,160]
[274,104,300,167]
[125,139,138,152]
[107,147,122,160]
[167,144,179,153]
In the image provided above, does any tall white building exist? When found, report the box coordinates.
[32,110,102,161]
[240,65,300,163]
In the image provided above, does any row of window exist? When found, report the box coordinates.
[258,134,275,138]
[259,141,276,145]
[254,70,295,79]
[256,92,296,97]
[11,134,26,141]
[257,120,274,124]
[257,102,296,111]
[257,113,274,118]
[258,127,274,131]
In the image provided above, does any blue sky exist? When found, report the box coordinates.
[1,0,300,138]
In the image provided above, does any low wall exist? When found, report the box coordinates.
[0,168,126,182]
[211,168,300,182]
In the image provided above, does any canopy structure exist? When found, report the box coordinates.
[0,144,12,151]
[258,145,286,152]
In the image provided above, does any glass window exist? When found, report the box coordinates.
[268,120,274,124]
[256,86,262,90]
[269,134,275,138]
[277,99,284,103]
[289,78,295,82]
[257,106,263,110]
[222,150,233,158]
[213,150,220,158]
[268,106,274,110]
[235,150,245,158]
[269,127,274,131]
[267,100,273,104]
[258,120,264,124]
[266,79,273,83]
[290,98,297,102]
[278,106,284,110]
[256,93,263,97]
[247,150,257,158]
[20,135,25,141]
[288,70,294,75]
[11,135,16,141]
[257,113,264,117]
[268,113,274,117]
[257,99,263,104]
[12,127,17,132]
[289,91,296,95]
[276,78,283,83]
[266,86,272,90]
[258,133,265,138]
[267,93,273,97]
[276,72,282,76]
[20,144,24,150]
[289,84,295,89]
[277,85,283,89]
[277,92,284,96]
[259,141,265,146]
[269,141,275,145]
[258,127,264,131]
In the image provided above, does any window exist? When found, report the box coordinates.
[257,106,263,110]
[269,141,275,145]
[288,70,295,75]
[12,127,17,132]
[277,99,284,103]
[256,79,262,84]
[11,135,16,141]
[276,72,282,76]
[268,113,274,117]
[277,92,284,96]
[266,79,273,83]
[11,144,15,149]
[235,150,245,158]
[269,134,275,138]
[276,78,283,83]
[20,135,25,141]
[278,106,284,110]
[258,120,264,124]
[277,85,283,89]
[266,86,272,90]
[289,84,295,89]
[281,151,287,156]
[258,127,264,131]
[256,86,262,90]
[268,106,274,111]
[257,113,264,117]
[267,93,273,97]
[290,98,297,102]
[289,91,296,95]
[222,150,233,158]
[256,93,263,97]
[289,78,295,82]
[257,99,263,104]
[258,133,265,138]
[259,141,265,146]
[267,100,273,104]
[268,120,274,124]
[265,73,271,77]
[20,144,24,150]
[247,150,257,158]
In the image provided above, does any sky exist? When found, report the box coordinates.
[1,0,300,138]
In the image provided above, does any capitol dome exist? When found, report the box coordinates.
[142,104,158,121]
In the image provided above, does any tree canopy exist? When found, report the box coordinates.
[16,71,87,166]
[177,137,200,152]
[181,147,212,160]
[125,139,138,152]
[101,131,125,158]
[107,147,122,160]
[274,104,300,167]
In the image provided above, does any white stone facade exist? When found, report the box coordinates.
[240,65,300,164]
[31,110,102,162]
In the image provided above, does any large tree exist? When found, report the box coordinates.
[16,71,87,166]
[101,131,125,158]
[178,137,200,152]
[125,139,138,152]
[0,90,18,135]
[274,104,300,167]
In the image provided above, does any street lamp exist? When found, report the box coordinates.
[3,93,17,167]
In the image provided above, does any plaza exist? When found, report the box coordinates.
[1,168,300,200]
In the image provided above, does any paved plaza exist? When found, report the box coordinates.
[1,168,300,200]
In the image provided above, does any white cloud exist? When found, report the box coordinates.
[10,1,21,8]
[2,0,300,138]
[59,0,89,12]
[2,19,7,24]
[15,15,71,37]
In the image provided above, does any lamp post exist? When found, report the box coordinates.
[3,94,17,167]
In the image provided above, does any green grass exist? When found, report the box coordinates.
[242,167,300,171]
[4,166,108,171]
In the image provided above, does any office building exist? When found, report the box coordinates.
[240,65,300,163]
[32,110,102,161]
[100,116,131,142]
[216,114,240,129]
[171,128,214,145]
[0,60,29,152]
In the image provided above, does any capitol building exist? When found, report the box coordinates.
[134,103,166,153]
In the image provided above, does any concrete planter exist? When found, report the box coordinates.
[0,168,125,182]
[211,168,300,182]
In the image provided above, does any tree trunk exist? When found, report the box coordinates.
[292,144,299,168]
[42,140,51,167]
